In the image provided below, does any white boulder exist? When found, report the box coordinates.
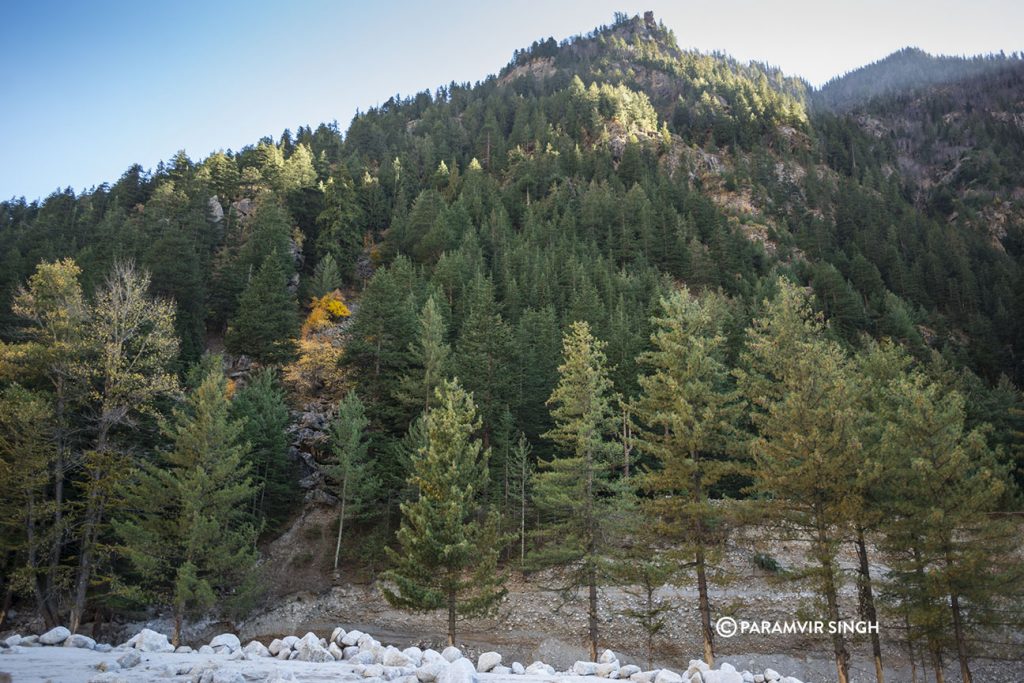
[438,657,478,683]
[403,646,425,666]
[64,633,96,649]
[477,651,502,672]
[763,670,780,682]
[441,645,462,662]
[526,661,555,676]
[620,665,641,677]
[117,649,142,669]
[599,650,618,664]
[243,640,270,657]
[655,670,684,683]
[574,661,599,676]
[417,659,449,682]
[295,632,333,663]
[511,662,525,675]
[331,626,346,644]
[39,626,71,645]
[3,635,21,648]
[329,642,345,661]
[209,633,241,653]
[341,629,365,646]
[129,628,174,653]
[597,662,621,678]
[385,646,414,667]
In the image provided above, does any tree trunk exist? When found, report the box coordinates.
[587,563,598,662]
[27,491,58,628]
[447,587,456,646]
[903,610,918,683]
[816,512,849,683]
[930,645,945,683]
[334,474,348,571]
[173,609,183,648]
[948,590,972,683]
[694,466,714,667]
[854,526,884,683]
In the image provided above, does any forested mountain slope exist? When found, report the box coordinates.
[1,12,1022,678]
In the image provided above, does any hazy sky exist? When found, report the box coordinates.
[2,0,1020,201]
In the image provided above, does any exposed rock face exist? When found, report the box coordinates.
[208,195,224,223]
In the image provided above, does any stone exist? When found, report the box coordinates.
[209,633,242,653]
[39,626,71,645]
[511,662,525,675]
[763,670,780,682]
[597,662,621,678]
[345,645,361,659]
[741,674,754,683]
[276,648,291,660]
[620,666,642,677]
[20,635,39,645]
[687,661,710,675]
[421,649,445,663]
[95,660,120,672]
[198,645,215,654]
[441,646,462,663]
[64,633,97,649]
[213,645,230,655]
[403,646,425,666]
[331,626,346,644]
[385,646,414,667]
[208,196,225,223]
[438,657,478,683]
[492,666,512,675]
[175,646,193,654]
[268,639,286,656]
[351,649,377,665]
[655,670,684,683]
[720,665,736,675]
[3,636,21,648]
[95,643,113,653]
[477,651,502,672]
[295,632,333,663]
[117,650,142,669]
[690,675,703,683]
[525,662,555,676]
[243,640,270,657]
[717,672,744,683]
[330,642,346,660]
[357,633,380,650]
[630,671,658,683]
[364,664,386,678]
[599,650,618,664]
[753,676,764,683]
[417,659,449,682]
[341,629,365,646]
[128,628,174,653]
[573,661,599,676]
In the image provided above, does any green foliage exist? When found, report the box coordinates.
[326,390,378,569]
[230,368,295,527]
[226,255,299,364]
[383,380,506,644]
[113,364,259,644]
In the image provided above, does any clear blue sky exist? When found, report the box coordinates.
[2,0,1020,202]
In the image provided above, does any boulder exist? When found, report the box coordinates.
[331,626,346,644]
[763,670,781,682]
[477,651,502,672]
[511,662,525,675]
[3,635,21,648]
[95,643,113,653]
[525,662,555,676]
[741,674,754,683]
[39,626,71,645]
[329,642,346,661]
[492,666,512,675]
[64,633,96,649]
[687,661,710,676]
[341,629,365,647]
[438,657,478,683]
[243,640,270,657]
[357,633,380,650]
[209,633,241,653]
[573,661,599,676]
[620,666,642,678]
[655,670,684,683]
[345,645,361,659]
[597,662,620,678]
[421,649,445,664]
[599,650,618,664]
[268,639,286,656]
[403,646,425,666]
[117,650,142,669]
[20,635,40,646]
[385,646,414,667]
[718,671,743,683]
[198,645,215,654]
[417,659,449,682]
[364,664,386,678]
[753,676,765,683]
[441,646,462,663]
[129,628,174,653]
[276,648,291,660]
[630,671,658,683]
[350,649,377,665]
[295,632,333,663]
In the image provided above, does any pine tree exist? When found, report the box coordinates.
[383,380,505,645]
[316,172,363,279]
[398,295,451,414]
[637,288,737,666]
[327,390,377,572]
[230,368,294,526]
[506,432,534,569]
[114,364,259,645]
[226,254,299,364]
[529,321,626,661]
[735,279,860,683]
[308,253,344,299]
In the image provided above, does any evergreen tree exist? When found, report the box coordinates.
[226,255,299,364]
[114,364,259,645]
[230,368,294,526]
[308,253,344,299]
[735,279,860,683]
[637,288,737,666]
[529,321,626,661]
[398,295,451,414]
[383,380,505,645]
[326,390,377,572]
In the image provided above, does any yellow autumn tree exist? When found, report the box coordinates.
[284,290,351,402]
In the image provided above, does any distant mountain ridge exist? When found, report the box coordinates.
[815,46,1024,111]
